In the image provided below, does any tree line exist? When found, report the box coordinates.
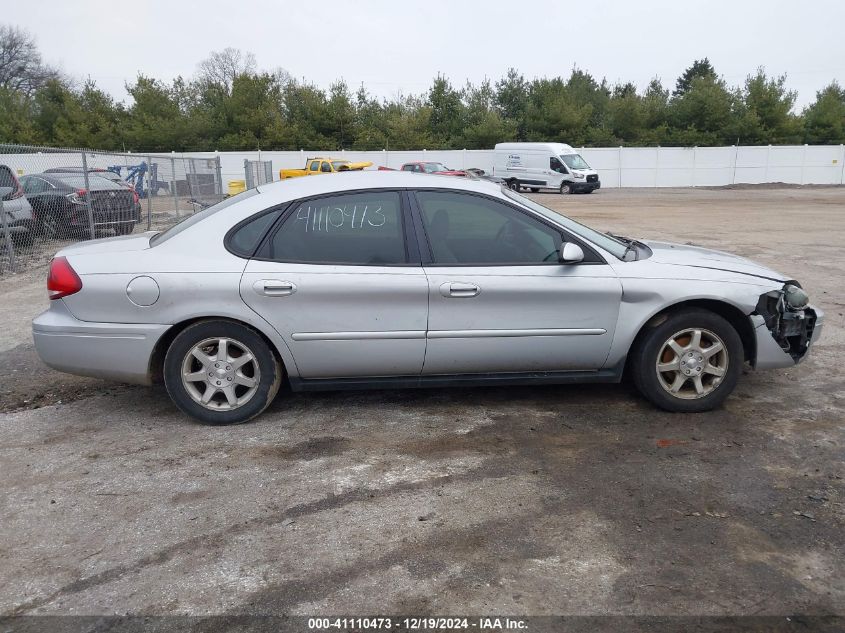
[1,24,844,152]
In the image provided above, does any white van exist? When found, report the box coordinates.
[493,142,600,194]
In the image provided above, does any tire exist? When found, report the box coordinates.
[508,179,520,191]
[163,320,283,425]
[584,189,594,194]
[530,187,540,193]
[115,222,135,236]
[630,309,743,413]
[560,183,572,195]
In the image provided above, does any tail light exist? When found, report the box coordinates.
[66,189,87,204]
[132,190,139,204]
[47,256,83,300]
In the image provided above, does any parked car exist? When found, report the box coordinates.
[33,172,823,425]
[279,158,373,180]
[391,161,467,176]
[44,167,142,216]
[494,142,601,194]
[465,167,504,184]
[20,172,140,238]
[0,165,36,244]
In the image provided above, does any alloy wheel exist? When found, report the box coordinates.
[655,328,729,400]
[181,337,261,410]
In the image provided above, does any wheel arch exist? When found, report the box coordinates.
[626,298,756,370]
[149,315,292,385]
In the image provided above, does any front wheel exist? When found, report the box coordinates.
[163,320,283,425]
[560,183,572,194]
[508,179,520,191]
[630,309,743,412]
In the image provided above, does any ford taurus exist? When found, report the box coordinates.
[32,172,823,424]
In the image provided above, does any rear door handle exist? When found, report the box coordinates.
[440,282,480,298]
[253,279,296,297]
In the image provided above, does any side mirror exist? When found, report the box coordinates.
[0,186,13,202]
[560,242,584,264]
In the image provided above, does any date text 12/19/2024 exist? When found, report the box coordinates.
[308,617,528,630]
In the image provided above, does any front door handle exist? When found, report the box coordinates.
[440,282,480,298]
[253,279,296,297]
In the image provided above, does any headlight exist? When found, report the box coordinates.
[572,172,585,179]
[784,284,809,310]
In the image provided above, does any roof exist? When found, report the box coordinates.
[257,170,502,204]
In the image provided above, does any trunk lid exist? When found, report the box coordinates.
[57,232,154,257]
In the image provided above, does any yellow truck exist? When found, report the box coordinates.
[279,157,373,180]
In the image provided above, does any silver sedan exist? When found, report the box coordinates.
[32,172,823,424]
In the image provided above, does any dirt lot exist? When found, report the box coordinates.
[0,187,843,620]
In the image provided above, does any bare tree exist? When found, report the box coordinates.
[196,47,257,93]
[0,24,59,96]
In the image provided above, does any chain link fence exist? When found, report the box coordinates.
[0,144,223,276]
[244,159,274,189]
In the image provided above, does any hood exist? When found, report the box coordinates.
[58,231,154,257]
[644,240,787,282]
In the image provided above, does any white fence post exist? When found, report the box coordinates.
[801,144,807,184]
[654,146,660,187]
[618,146,623,188]
[692,146,697,187]
[765,145,771,182]
[732,145,739,185]
[840,145,845,185]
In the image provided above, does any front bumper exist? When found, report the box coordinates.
[572,180,600,192]
[752,304,824,370]
[32,300,169,385]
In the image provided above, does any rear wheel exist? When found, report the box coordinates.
[630,309,742,412]
[530,187,540,193]
[164,320,282,425]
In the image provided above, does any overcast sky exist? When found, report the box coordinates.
[7,0,844,109]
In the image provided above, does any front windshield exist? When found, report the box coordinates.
[501,187,628,259]
[560,154,590,170]
[422,162,449,173]
[331,161,349,170]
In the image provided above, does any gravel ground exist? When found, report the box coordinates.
[0,186,843,620]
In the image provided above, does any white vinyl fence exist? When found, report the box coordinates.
[2,145,844,189]
[176,144,845,188]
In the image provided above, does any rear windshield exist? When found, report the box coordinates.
[51,174,124,190]
[149,189,260,247]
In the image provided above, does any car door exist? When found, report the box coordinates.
[240,190,429,379]
[412,190,623,375]
[549,156,568,188]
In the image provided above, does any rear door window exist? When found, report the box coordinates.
[262,191,406,265]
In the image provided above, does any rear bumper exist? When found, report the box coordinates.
[32,300,169,385]
[752,305,824,370]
